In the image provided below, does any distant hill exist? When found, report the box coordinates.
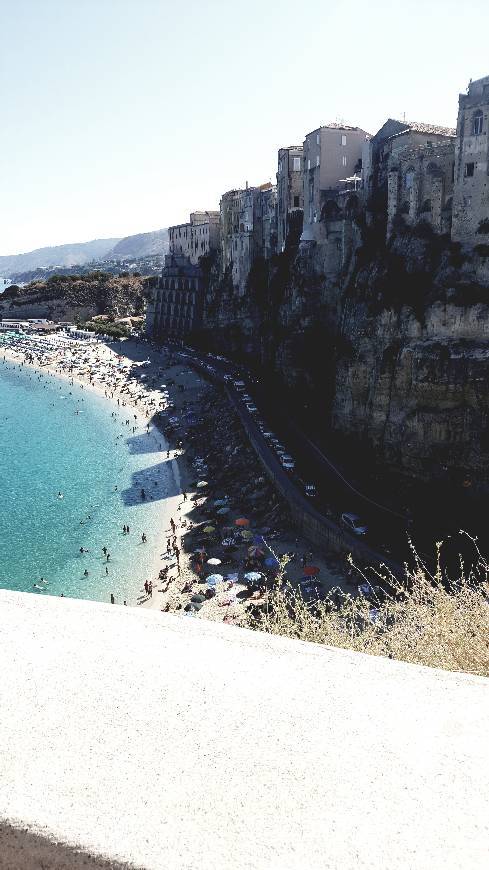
[0,238,120,277]
[0,229,169,277]
[106,229,169,260]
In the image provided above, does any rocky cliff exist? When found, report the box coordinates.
[196,210,489,494]
[0,272,149,324]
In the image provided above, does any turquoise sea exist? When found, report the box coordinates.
[0,352,178,604]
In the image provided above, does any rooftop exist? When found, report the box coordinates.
[0,590,487,869]
[388,120,456,140]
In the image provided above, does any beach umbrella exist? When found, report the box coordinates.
[244,571,263,583]
[207,557,222,566]
[264,556,279,569]
[213,499,228,507]
[206,573,224,586]
[216,507,230,515]
[197,480,208,488]
[303,565,320,576]
[235,517,250,527]
[240,529,253,540]
[203,525,216,534]
[253,535,265,546]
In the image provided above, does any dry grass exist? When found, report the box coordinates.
[244,535,489,678]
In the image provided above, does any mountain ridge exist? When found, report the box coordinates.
[0,229,168,276]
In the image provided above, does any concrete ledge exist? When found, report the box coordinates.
[0,590,487,869]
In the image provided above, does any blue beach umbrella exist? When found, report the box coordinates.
[264,556,279,569]
[244,571,263,584]
[206,573,224,586]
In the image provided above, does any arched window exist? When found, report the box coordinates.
[473,110,483,136]
[405,169,415,190]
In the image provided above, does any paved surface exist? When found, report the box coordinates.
[0,590,488,870]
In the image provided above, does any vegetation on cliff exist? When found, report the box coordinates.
[0,271,150,321]
[246,538,489,677]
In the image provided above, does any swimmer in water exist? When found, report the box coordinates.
[58,491,64,499]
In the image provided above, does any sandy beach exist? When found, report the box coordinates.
[1,332,349,623]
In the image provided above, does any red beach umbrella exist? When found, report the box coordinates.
[235,518,250,527]
[303,565,320,576]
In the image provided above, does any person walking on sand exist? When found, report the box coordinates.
[166,538,172,554]
[144,579,149,595]
[170,517,176,535]
[182,491,187,502]
[142,533,147,543]
[110,593,115,604]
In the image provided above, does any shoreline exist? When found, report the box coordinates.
[0,337,194,607]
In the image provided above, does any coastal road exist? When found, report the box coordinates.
[155,341,406,576]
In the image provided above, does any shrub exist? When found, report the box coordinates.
[244,537,489,677]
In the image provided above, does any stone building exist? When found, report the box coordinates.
[168,211,220,266]
[220,182,276,294]
[301,124,370,242]
[363,120,456,233]
[276,146,304,251]
[386,141,455,236]
[145,253,206,341]
[451,75,489,244]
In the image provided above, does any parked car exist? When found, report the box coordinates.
[341,513,368,536]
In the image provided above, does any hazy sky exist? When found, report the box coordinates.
[1,0,488,255]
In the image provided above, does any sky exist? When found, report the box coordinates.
[1,0,488,255]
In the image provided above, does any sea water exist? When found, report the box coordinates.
[0,356,178,603]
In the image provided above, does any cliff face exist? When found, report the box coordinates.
[198,212,489,491]
[331,230,489,487]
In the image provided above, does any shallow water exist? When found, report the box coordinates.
[0,356,179,604]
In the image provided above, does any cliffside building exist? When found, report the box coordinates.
[301,124,370,242]
[146,254,206,341]
[277,146,304,252]
[168,211,220,266]
[386,140,456,236]
[363,120,456,236]
[452,75,489,244]
[220,183,276,295]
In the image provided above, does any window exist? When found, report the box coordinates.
[465,162,475,178]
[316,155,320,166]
[293,195,300,207]
[341,134,347,146]
[405,171,414,190]
[316,133,320,144]
[473,110,483,135]
[293,156,301,171]
[342,155,347,166]
[308,159,311,170]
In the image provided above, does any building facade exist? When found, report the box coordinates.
[451,76,489,244]
[168,211,220,266]
[301,124,370,242]
[363,120,456,235]
[146,254,205,341]
[277,146,304,252]
[220,183,276,294]
[386,141,455,236]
